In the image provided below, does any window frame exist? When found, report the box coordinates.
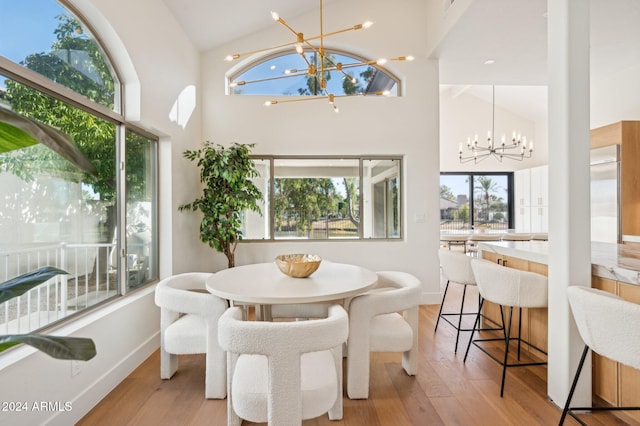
[244,155,403,242]
[439,171,515,231]
[0,0,159,333]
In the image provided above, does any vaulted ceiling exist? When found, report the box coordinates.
[162,0,640,126]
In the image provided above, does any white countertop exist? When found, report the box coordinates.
[477,240,640,285]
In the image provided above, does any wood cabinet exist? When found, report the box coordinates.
[592,276,640,422]
[591,121,640,237]
[591,277,618,407]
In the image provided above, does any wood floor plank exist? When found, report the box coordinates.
[78,301,631,426]
[386,361,445,425]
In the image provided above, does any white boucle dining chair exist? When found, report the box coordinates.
[559,286,640,425]
[346,271,421,399]
[154,272,228,399]
[218,304,349,426]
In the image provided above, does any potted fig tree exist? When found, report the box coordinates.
[179,142,262,268]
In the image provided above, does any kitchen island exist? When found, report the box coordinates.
[477,240,640,415]
[478,240,640,285]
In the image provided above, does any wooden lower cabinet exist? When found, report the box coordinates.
[591,277,618,406]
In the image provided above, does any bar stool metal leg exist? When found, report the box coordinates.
[434,280,451,332]
[558,344,589,426]
[454,284,468,353]
[464,301,546,398]
[500,307,514,397]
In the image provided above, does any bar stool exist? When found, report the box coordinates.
[501,233,532,241]
[467,233,502,257]
[436,250,503,353]
[440,233,471,253]
[464,259,548,397]
[559,286,640,425]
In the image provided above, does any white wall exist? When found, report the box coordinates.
[201,0,441,302]
[0,0,204,424]
[591,63,640,129]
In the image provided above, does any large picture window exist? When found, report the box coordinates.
[243,156,402,240]
[440,172,513,231]
[0,1,157,334]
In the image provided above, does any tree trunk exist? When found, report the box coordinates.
[227,251,235,268]
[343,178,360,226]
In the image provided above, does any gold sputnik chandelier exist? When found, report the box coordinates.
[224,0,414,112]
[459,86,534,163]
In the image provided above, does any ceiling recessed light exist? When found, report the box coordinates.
[484,59,495,65]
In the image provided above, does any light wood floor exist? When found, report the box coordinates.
[78,285,635,426]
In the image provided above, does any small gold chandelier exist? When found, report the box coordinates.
[459,86,534,163]
[224,0,414,112]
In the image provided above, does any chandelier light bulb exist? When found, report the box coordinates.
[376,58,388,65]
[270,11,280,21]
[296,33,304,54]
[363,21,374,29]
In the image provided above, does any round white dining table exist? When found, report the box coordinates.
[206,260,377,319]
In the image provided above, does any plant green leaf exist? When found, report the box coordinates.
[0,266,69,304]
[0,121,40,151]
[0,334,96,360]
[0,105,98,176]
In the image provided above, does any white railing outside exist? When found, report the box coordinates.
[0,243,119,334]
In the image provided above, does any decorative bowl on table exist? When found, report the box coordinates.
[275,254,322,278]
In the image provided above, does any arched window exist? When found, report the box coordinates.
[229,50,401,97]
[0,0,157,333]
[0,1,118,111]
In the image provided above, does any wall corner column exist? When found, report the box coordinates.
[546,0,592,407]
